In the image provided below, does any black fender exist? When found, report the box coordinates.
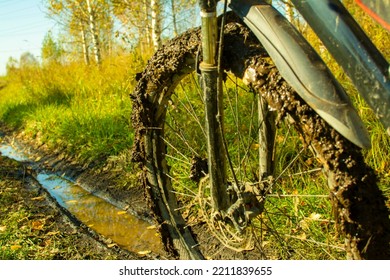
[228,0,371,148]
[291,0,390,137]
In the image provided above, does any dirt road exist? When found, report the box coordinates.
[0,153,152,259]
[0,124,167,260]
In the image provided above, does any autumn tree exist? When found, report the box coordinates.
[112,0,152,52]
[19,52,39,69]
[41,31,63,64]
[168,0,197,37]
[5,57,19,76]
[112,0,197,52]
[45,0,113,65]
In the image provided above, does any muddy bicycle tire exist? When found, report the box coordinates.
[131,16,390,260]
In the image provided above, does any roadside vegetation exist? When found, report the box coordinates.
[0,0,389,259]
[0,54,144,165]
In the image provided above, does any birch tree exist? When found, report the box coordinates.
[169,0,197,37]
[151,0,162,50]
[112,0,197,51]
[112,0,151,51]
[85,0,101,64]
[45,0,112,65]
[170,0,178,36]
[79,21,90,65]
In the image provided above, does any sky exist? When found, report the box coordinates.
[0,0,56,75]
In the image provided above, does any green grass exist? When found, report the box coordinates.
[0,162,70,259]
[0,54,144,165]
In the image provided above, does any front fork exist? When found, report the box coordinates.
[199,0,272,226]
[199,0,228,212]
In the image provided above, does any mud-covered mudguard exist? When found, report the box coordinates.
[291,0,390,137]
[227,0,371,148]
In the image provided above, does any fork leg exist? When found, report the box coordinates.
[199,0,228,212]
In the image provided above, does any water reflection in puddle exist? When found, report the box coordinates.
[0,143,29,162]
[37,174,164,255]
[1,142,165,256]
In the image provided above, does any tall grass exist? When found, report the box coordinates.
[0,53,147,165]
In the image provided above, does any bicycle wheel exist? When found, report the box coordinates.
[131,15,390,260]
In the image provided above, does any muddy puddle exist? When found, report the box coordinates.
[0,141,164,256]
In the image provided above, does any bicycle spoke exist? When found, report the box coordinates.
[160,135,191,162]
[176,85,207,138]
[163,172,197,196]
[164,153,192,166]
[164,118,201,158]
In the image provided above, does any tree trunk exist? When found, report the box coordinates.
[86,0,102,64]
[171,0,178,37]
[151,0,162,50]
[141,0,151,51]
[80,22,90,65]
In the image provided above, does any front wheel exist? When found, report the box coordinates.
[131,17,390,260]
